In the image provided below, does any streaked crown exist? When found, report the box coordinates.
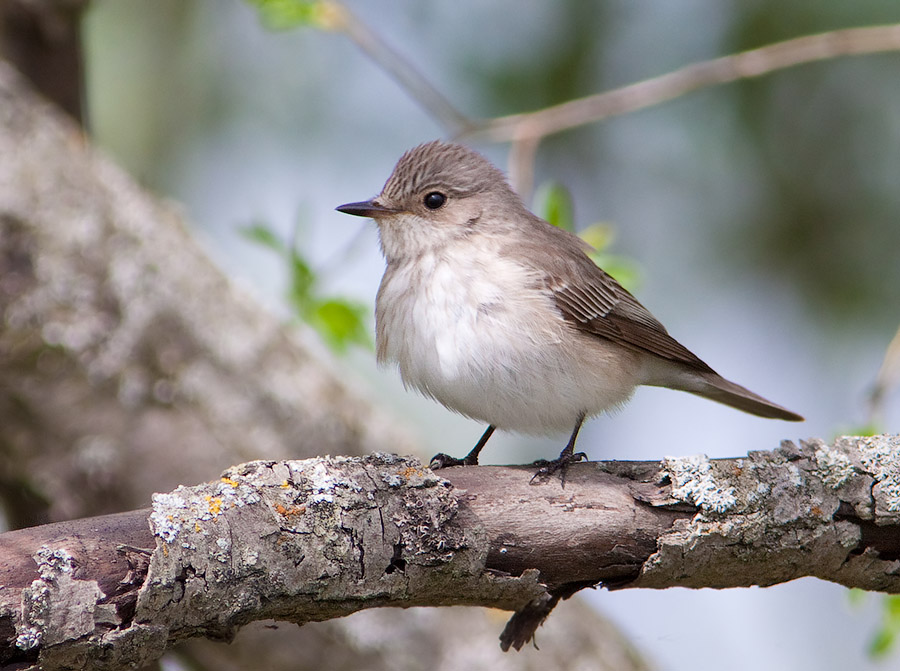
[380,141,511,203]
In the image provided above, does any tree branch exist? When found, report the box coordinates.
[868,324,900,426]
[2,436,899,669]
[326,15,900,195]
[467,24,900,144]
[327,1,474,136]
[482,23,900,197]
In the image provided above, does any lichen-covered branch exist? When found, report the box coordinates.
[1,436,899,669]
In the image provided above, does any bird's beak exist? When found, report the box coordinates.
[335,200,400,218]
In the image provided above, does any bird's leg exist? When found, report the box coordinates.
[531,413,587,486]
[430,425,496,469]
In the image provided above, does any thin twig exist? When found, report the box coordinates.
[508,131,541,200]
[868,324,900,426]
[325,17,900,197]
[465,24,900,143]
[330,0,474,137]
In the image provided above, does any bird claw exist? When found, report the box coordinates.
[530,451,587,486]
[429,452,477,470]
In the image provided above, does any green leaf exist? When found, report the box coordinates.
[532,183,642,291]
[589,252,642,293]
[578,223,616,253]
[853,422,882,438]
[847,587,867,607]
[310,299,371,352]
[286,257,317,321]
[866,596,900,659]
[886,595,900,621]
[245,0,343,31]
[242,214,371,355]
[869,627,896,658]
[239,222,286,254]
[534,182,575,233]
[830,422,882,444]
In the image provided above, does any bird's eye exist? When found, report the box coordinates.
[424,192,446,210]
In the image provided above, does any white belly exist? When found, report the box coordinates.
[376,250,642,434]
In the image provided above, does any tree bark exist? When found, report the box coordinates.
[0,0,88,125]
[0,61,647,670]
[1,435,898,669]
[0,57,414,524]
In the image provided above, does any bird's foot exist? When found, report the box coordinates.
[429,452,478,470]
[530,451,587,486]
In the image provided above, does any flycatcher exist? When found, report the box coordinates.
[337,141,802,477]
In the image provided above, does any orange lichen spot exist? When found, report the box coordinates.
[811,506,823,516]
[206,495,224,516]
[400,466,421,480]
[221,477,239,487]
[281,480,291,488]
[163,544,169,557]
[275,503,305,517]
[194,522,202,532]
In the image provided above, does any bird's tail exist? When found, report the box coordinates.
[684,372,803,421]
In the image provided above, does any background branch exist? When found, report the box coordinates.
[327,1,474,137]
[322,16,900,196]
[868,325,900,427]
[468,24,900,143]
[2,436,899,669]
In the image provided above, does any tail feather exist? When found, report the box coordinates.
[689,373,804,422]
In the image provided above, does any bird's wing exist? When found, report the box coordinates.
[501,217,803,421]
[548,268,714,373]
[503,213,714,373]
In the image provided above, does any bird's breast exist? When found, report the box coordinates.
[375,248,631,432]
[375,241,646,433]
[377,250,556,372]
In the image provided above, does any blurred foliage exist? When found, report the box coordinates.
[537,180,575,232]
[246,0,341,31]
[535,181,642,292]
[850,591,900,659]
[458,3,611,117]
[241,221,371,353]
[840,422,882,440]
[725,3,900,325]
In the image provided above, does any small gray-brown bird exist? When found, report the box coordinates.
[337,141,802,477]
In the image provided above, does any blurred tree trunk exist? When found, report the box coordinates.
[0,0,88,124]
[0,61,650,671]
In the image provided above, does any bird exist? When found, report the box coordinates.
[336,140,802,479]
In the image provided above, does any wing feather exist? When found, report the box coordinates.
[550,270,713,372]
[502,212,715,373]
